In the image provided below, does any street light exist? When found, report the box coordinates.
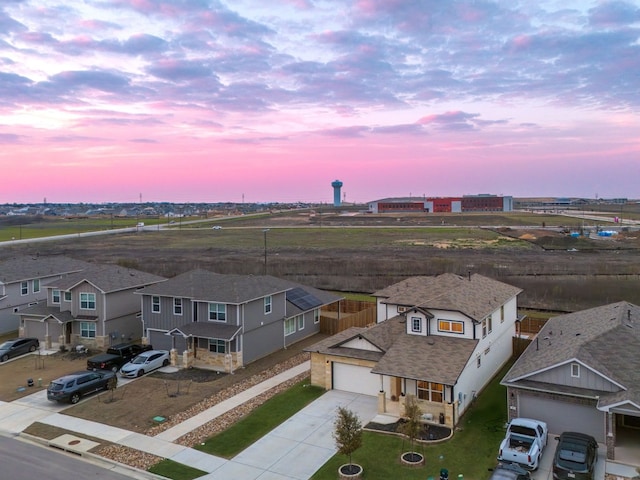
[263,228,270,275]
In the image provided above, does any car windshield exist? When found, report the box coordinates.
[0,341,14,350]
[131,356,148,364]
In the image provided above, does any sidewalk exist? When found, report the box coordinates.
[0,360,379,479]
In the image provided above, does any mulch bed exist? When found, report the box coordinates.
[365,418,452,441]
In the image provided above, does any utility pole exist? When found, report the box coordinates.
[263,228,270,275]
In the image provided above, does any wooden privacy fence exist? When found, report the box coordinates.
[320,299,376,336]
[518,316,548,335]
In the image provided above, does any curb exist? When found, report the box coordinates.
[18,432,166,480]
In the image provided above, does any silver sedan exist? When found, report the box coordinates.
[119,350,170,378]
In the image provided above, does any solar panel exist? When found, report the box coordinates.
[287,287,322,311]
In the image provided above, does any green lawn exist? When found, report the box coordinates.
[194,379,325,458]
[311,362,512,480]
[148,459,208,480]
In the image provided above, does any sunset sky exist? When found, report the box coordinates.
[1,0,639,204]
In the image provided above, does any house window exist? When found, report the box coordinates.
[264,295,272,314]
[21,281,28,295]
[152,296,161,313]
[484,346,491,355]
[500,305,505,323]
[314,309,320,324]
[80,293,96,310]
[33,279,40,293]
[417,381,444,402]
[52,290,61,304]
[208,303,226,321]
[80,322,96,338]
[411,317,422,333]
[482,318,493,337]
[397,306,408,313]
[208,339,226,354]
[174,298,182,315]
[438,320,464,334]
[297,314,304,330]
[284,317,295,336]
[64,291,72,302]
[571,363,580,378]
[477,356,482,368]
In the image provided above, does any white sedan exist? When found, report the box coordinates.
[120,350,170,378]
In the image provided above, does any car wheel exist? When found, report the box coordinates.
[136,369,145,377]
[29,345,37,352]
[110,365,118,373]
[162,359,169,366]
[1,354,8,362]
[70,392,81,404]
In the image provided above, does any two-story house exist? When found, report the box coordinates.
[0,255,89,334]
[17,264,166,349]
[306,273,522,427]
[136,269,342,372]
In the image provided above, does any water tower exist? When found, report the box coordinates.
[331,179,343,207]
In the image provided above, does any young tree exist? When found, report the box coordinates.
[333,406,363,473]
[399,394,423,455]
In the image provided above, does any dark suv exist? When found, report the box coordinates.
[0,337,39,362]
[552,432,598,480]
[489,463,531,480]
[47,370,117,404]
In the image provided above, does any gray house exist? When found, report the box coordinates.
[0,255,89,334]
[17,264,166,350]
[137,269,342,372]
[502,301,640,464]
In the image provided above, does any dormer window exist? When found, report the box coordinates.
[571,363,580,378]
[411,317,422,333]
[438,319,464,334]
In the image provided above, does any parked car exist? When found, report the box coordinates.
[489,463,532,480]
[211,225,222,230]
[87,343,153,372]
[119,350,170,378]
[498,418,548,470]
[552,432,598,480]
[0,337,40,362]
[47,370,117,404]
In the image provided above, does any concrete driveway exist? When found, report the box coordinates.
[198,390,379,480]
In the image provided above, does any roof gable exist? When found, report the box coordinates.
[373,273,521,321]
[503,301,640,408]
[48,264,165,293]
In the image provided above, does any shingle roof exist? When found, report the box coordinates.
[137,269,342,310]
[16,303,74,323]
[373,273,521,321]
[0,255,89,284]
[502,301,640,409]
[47,264,166,293]
[307,316,478,385]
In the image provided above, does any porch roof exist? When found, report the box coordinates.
[168,322,242,341]
[17,304,74,323]
[371,334,477,385]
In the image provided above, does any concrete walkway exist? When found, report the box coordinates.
[0,360,379,479]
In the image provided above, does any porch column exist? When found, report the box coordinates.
[606,412,615,460]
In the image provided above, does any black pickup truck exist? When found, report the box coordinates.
[86,343,153,372]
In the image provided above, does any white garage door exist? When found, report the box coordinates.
[332,362,381,396]
[519,394,604,442]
